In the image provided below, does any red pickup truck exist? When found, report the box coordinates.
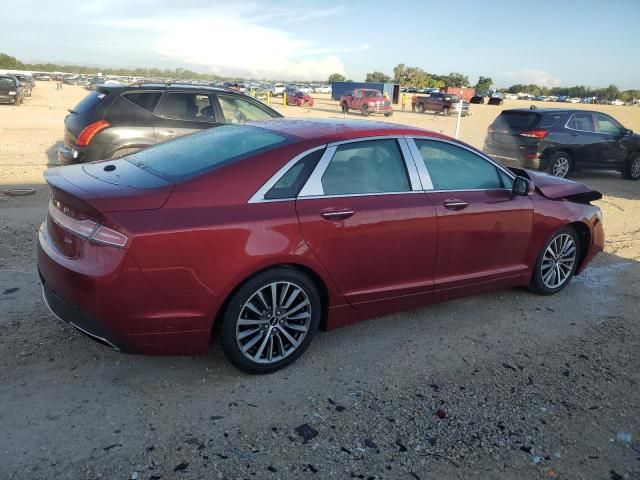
[340,88,393,117]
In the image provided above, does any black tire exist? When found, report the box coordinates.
[417,103,425,113]
[361,105,369,116]
[530,227,580,295]
[14,96,21,106]
[443,107,451,116]
[622,154,640,180]
[341,103,348,113]
[384,112,393,117]
[220,267,322,374]
[547,151,573,178]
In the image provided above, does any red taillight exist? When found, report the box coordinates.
[520,129,548,139]
[76,120,110,147]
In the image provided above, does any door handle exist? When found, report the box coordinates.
[443,199,469,211]
[320,209,355,221]
[158,129,176,137]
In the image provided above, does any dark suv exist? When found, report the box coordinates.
[0,76,24,105]
[484,108,640,179]
[58,84,282,164]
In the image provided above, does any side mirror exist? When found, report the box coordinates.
[624,128,633,135]
[513,176,535,196]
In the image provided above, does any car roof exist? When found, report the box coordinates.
[245,118,442,143]
[501,108,578,114]
[97,83,242,94]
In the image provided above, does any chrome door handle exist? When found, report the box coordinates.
[443,199,469,210]
[320,209,355,221]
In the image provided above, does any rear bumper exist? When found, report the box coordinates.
[37,223,212,355]
[484,143,546,170]
[57,143,89,165]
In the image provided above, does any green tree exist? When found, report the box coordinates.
[328,73,346,83]
[0,53,25,69]
[365,71,391,83]
[475,76,493,91]
[442,72,469,87]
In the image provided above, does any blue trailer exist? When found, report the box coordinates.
[331,81,400,104]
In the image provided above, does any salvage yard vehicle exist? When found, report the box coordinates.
[484,108,640,179]
[38,118,604,373]
[0,75,24,105]
[14,74,34,96]
[340,88,392,116]
[57,83,282,164]
[412,92,470,116]
[286,89,314,107]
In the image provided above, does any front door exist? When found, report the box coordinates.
[410,138,533,293]
[593,112,629,166]
[295,138,438,306]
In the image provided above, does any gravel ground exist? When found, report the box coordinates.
[0,83,639,480]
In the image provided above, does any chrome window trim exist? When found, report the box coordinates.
[406,136,517,192]
[564,112,597,134]
[247,144,327,203]
[298,136,418,198]
[297,191,421,201]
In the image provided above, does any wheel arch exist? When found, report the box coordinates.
[212,262,331,337]
[567,220,590,273]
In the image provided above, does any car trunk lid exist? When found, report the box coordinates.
[487,111,541,146]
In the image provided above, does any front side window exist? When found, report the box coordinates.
[594,113,623,135]
[159,93,214,121]
[321,139,410,195]
[216,95,274,123]
[415,140,502,190]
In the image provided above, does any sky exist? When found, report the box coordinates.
[3,0,640,89]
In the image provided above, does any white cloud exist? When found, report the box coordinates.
[496,69,562,88]
[94,4,350,80]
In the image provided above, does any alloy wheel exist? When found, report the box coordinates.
[551,157,570,177]
[540,233,577,289]
[236,282,311,364]
[631,157,640,178]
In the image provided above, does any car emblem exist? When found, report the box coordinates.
[64,236,73,245]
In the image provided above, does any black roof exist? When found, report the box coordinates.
[502,108,580,114]
[98,83,237,94]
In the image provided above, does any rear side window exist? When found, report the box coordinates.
[71,90,108,114]
[567,113,595,132]
[264,148,325,200]
[321,139,410,195]
[123,92,162,112]
[493,112,539,130]
[126,124,288,182]
[416,140,502,190]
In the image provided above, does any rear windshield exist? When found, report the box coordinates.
[71,90,108,114]
[493,112,540,130]
[126,124,289,182]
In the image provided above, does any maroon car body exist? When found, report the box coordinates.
[37,119,604,370]
[286,90,314,107]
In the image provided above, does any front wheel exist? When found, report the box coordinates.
[220,268,321,374]
[622,154,640,180]
[530,227,580,295]
[417,103,425,113]
[384,112,393,117]
[443,107,451,116]
[361,105,370,116]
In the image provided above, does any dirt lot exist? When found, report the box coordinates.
[0,82,639,480]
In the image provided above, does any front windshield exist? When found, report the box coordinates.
[364,90,383,98]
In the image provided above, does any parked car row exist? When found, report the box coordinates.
[0,74,34,106]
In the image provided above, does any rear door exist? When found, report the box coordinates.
[409,137,533,295]
[295,138,438,307]
[153,91,221,140]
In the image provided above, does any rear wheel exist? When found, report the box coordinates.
[443,107,450,116]
[361,105,370,116]
[417,103,425,113]
[384,112,393,117]
[341,103,348,113]
[622,154,640,180]
[548,152,572,178]
[530,227,580,295]
[220,268,321,374]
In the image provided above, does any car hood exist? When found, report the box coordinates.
[509,167,602,202]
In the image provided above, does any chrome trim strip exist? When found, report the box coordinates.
[298,145,337,197]
[297,191,422,201]
[247,144,327,203]
[397,137,423,191]
[405,137,434,190]
[564,112,620,135]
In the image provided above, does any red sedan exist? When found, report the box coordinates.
[38,119,604,373]
[286,90,314,107]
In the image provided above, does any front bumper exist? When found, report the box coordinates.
[0,94,18,103]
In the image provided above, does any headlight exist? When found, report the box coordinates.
[8,91,17,95]
[595,208,603,223]
[368,102,375,107]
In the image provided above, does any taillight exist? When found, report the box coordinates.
[520,129,548,139]
[76,120,110,147]
[48,200,128,248]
